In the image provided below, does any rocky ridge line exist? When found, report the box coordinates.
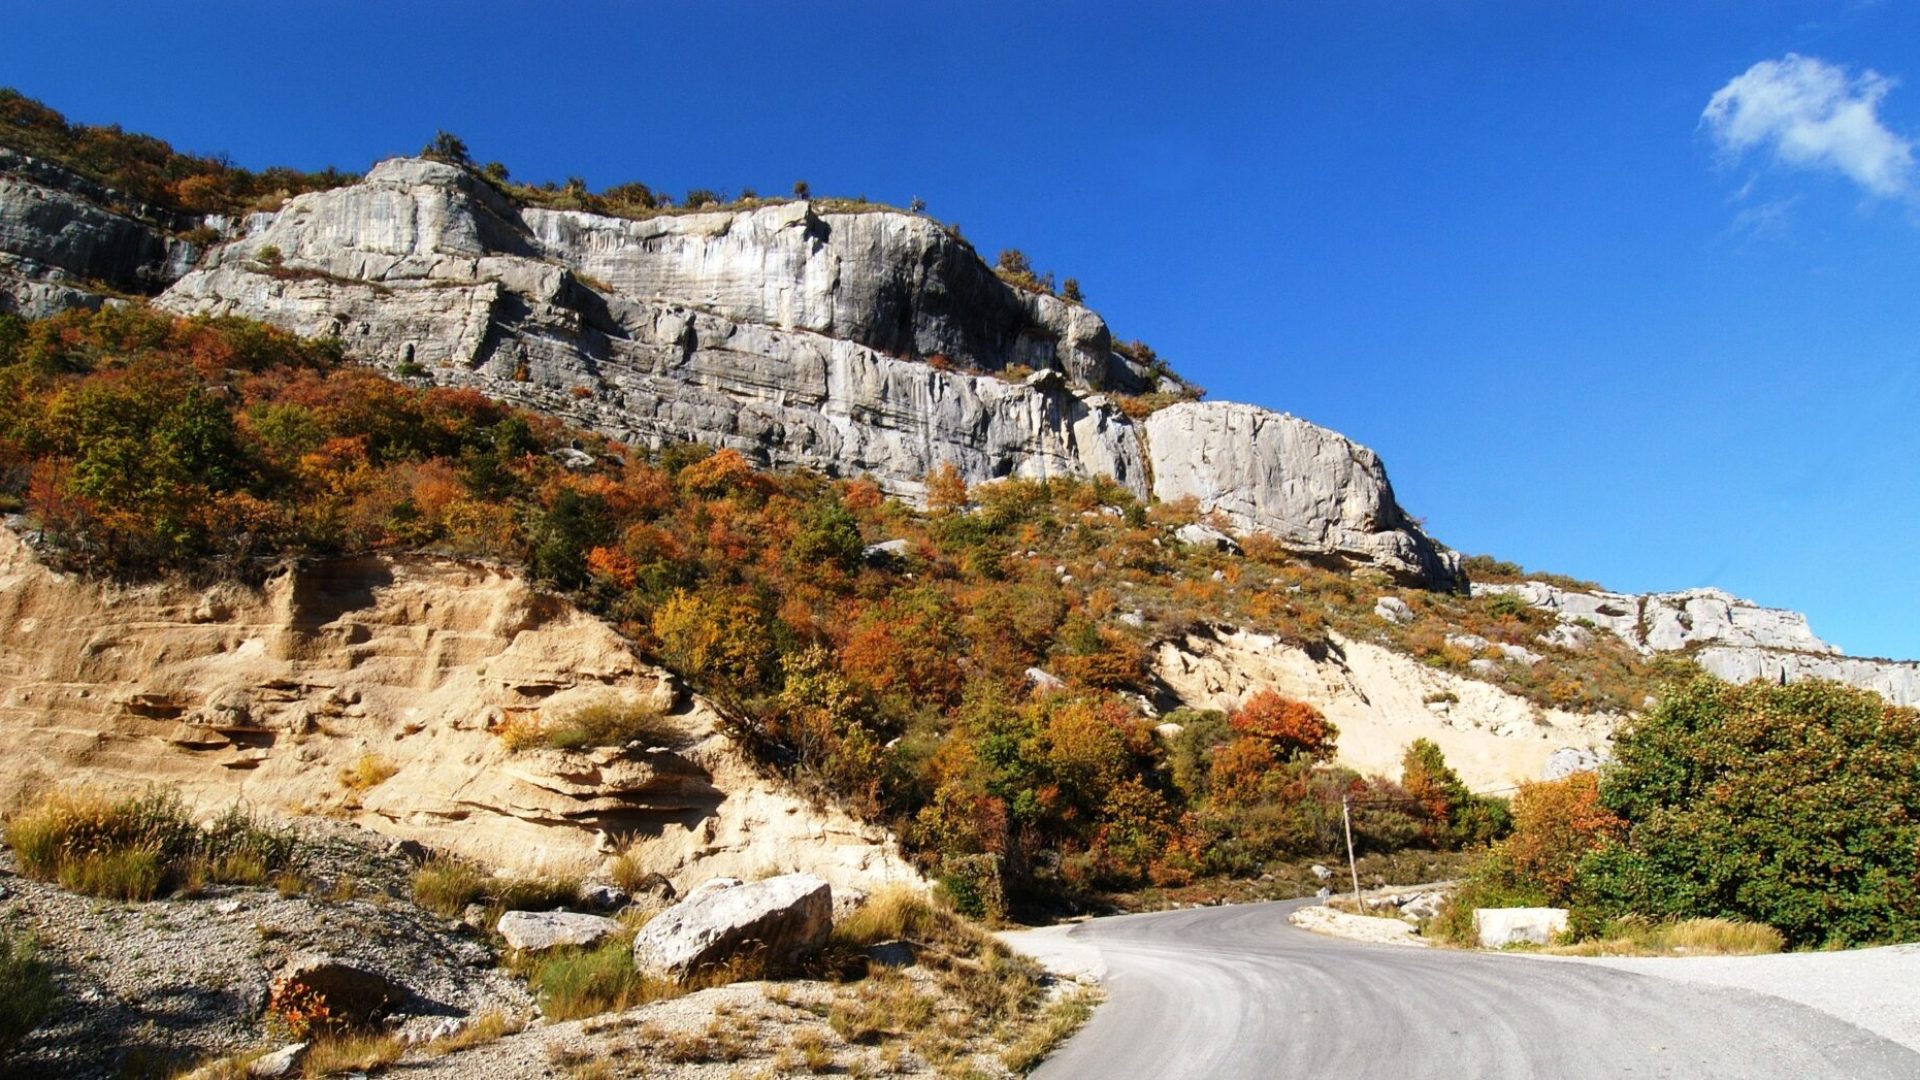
[0,148,1457,585]
[1474,581,1920,707]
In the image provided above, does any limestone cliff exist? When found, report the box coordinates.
[103,156,1453,584]
[1476,581,1920,707]
[0,524,917,893]
[0,148,1462,584]
[0,147,199,314]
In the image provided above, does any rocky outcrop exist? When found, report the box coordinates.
[1153,625,1614,787]
[153,159,1150,505]
[0,148,198,314]
[0,524,920,894]
[631,873,834,980]
[1144,401,1460,587]
[1475,581,1920,707]
[1691,647,1920,708]
[0,150,1462,585]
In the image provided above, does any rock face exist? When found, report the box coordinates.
[0,155,1445,585]
[1145,402,1460,587]
[0,524,921,894]
[1154,625,1613,788]
[0,148,198,315]
[1475,581,1920,707]
[630,873,833,980]
[152,159,1150,507]
[0,152,1461,581]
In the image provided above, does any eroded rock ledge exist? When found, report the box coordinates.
[0,524,917,893]
[1475,581,1920,707]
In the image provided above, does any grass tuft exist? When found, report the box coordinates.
[337,753,398,791]
[1001,987,1100,1073]
[4,788,295,901]
[1548,916,1785,957]
[832,886,937,949]
[499,703,680,753]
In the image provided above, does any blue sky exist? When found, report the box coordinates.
[4,2,1917,658]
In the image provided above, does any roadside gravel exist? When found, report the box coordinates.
[1543,945,1920,1054]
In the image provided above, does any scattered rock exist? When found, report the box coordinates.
[1174,522,1243,554]
[579,884,629,911]
[1473,907,1568,948]
[246,1042,309,1078]
[549,447,595,470]
[1498,643,1542,666]
[832,887,869,923]
[632,872,833,980]
[862,539,912,562]
[684,877,744,902]
[1543,747,1605,780]
[1310,864,1334,881]
[1540,622,1593,651]
[1024,667,1065,692]
[496,910,622,953]
[272,956,402,1027]
[1374,597,1414,624]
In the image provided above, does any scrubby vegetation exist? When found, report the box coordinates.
[4,788,295,901]
[1432,676,1920,950]
[0,304,1692,914]
[498,702,680,753]
[0,88,353,218]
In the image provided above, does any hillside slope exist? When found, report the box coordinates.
[0,524,915,892]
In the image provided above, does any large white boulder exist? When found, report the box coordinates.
[1473,907,1568,948]
[632,872,832,980]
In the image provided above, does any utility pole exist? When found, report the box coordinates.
[1341,792,1362,909]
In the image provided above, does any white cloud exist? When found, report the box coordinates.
[1702,53,1915,197]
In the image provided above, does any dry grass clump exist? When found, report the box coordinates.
[1549,917,1785,957]
[300,1030,405,1076]
[499,703,680,753]
[5,788,295,901]
[421,1008,523,1054]
[409,855,582,919]
[832,886,939,949]
[1000,987,1100,1072]
[337,753,398,791]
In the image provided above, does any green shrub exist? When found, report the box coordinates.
[0,928,57,1057]
[521,924,683,1020]
[1577,677,1920,948]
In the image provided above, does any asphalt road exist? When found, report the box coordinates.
[1029,900,1920,1080]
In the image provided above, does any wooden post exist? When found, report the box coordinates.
[1341,792,1363,908]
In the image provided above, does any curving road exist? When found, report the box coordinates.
[1026,900,1920,1079]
